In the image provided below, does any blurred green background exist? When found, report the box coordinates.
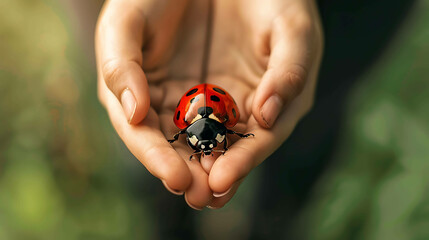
[1,0,428,239]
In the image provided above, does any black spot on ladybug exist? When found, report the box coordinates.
[176,111,181,120]
[176,100,181,107]
[190,96,199,103]
[186,88,198,96]
[213,87,226,95]
[210,95,220,102]
[232,108,237,118]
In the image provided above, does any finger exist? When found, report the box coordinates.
[96,0,149,124]
[101,80,192,193]
[253,11,315,128]
[208,131,266,196]
[158,111,213,206]
[200,151,222,174]
[209,107,304,194]
[199,131,242,174]
[170,147,213,210]
[207,181,242,209]
[178,148,213,210]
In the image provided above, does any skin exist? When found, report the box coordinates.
[95,0,323,210]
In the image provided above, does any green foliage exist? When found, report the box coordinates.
[0,0,153,239]
[296,1,429,239]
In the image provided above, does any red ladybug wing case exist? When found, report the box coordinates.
[173,84,240,129]
[204,84,239,128]
[173,85,204,129]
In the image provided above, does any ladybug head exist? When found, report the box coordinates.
[197,139,217,155]
[186,117,227,156]
[197,106,213,118]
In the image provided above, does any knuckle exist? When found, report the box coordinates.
[285,64,307,96]
[292,13,313,35]
[101,59,126,95]
[275,9,313,37]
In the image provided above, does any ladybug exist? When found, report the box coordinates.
[168,83,254,159]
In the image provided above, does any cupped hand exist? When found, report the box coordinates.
[95,0,216,210]
[201,0,324,208]
[96,0,323,210]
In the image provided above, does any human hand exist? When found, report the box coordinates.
[95,0,217,209]
[200,0,323,208]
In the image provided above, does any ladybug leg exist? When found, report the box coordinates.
[168,129,186,143]
[189,150,201,161]
[227,129,255,138]
[223,138,228,154]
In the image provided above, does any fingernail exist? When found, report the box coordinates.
[206,205,220,210]
[185,196,203,211]
[260,94,283,128]
[213,187,232,198]
[188,204,203,211]
[120,88,137,123]
[162,180,184,196]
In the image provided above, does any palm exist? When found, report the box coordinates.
[146,0,261,163]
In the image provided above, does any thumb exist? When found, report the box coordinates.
[96,1,150,124]
[252,15,313,128]
[253,64,307,128]
[101,60,150,125]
